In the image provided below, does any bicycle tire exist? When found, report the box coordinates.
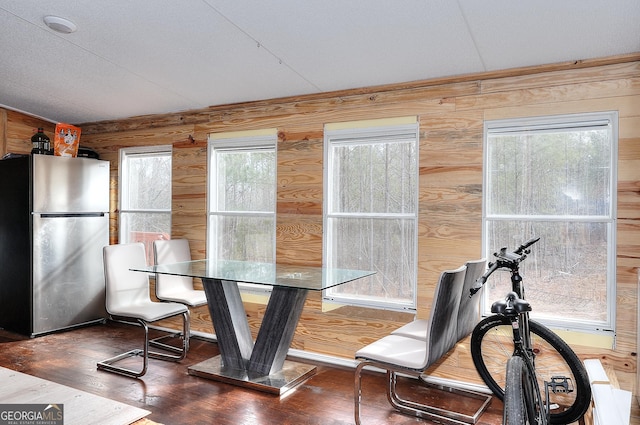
[471,315,591,424]
[504,356,540,425]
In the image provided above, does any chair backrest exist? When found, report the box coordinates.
[153,239,195,297]
[425,265,467,367]
[456,258,487,341]
[103,243,152,315]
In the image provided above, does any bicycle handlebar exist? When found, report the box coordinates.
[469,237,540,297]
[514,236,541,255]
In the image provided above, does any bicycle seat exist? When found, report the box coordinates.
[491,291,532,315]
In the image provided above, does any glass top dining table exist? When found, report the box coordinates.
[133,259,374,394]
[132,259,375,291]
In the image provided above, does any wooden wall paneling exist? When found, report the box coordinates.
[618,189,640,220]
[4,110,53,154]
[171,132,207,257]
[276,128,324,267]
[276,127,324,213]
[617,108,640,224]
[80,81,479,136]
[457,77,640,114]
[418,132,484,261]
[483,98,636,124]
[479,61,640,94]
[276,213,323,267]
[614,89,640,394]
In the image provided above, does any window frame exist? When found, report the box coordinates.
[323,120,419,311]
[118,145,173,264]
[482,111,618,333]
[206,132,277,293]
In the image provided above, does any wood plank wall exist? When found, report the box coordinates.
[2,54,639,394]
[2,110,55,154]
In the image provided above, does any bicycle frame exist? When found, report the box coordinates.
[508,267,533,358]
[505,277,548,423]
[481,238,550,424]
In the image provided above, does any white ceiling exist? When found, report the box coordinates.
[1,0,639,125]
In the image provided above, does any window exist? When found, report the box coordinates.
[483,112,617,332]
[119,146,172,264]
[207,130,276,265]
[324,119,419,311]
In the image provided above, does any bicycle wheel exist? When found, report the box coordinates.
[471,315,591,424]
[504,356,541,425]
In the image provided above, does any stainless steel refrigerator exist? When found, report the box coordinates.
[0,154,109,336]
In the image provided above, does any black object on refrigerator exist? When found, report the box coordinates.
[0,154,109,336]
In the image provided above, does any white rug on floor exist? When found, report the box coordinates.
[0,367,150,425]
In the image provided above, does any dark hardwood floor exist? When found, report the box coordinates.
[0,321,503,424]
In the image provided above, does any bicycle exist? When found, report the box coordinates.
[469,237,591,424]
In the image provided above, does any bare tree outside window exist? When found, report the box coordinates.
[208,135,276,264]
[484,112,617,331]
[324,123,418,310]
[119,147,172,264]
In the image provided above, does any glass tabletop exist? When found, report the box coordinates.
[132,259,375,291]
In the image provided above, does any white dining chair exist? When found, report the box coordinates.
[390,258,487,342]
[354,265,492,424]
[153,239,207,307]
[150,239,206,353]
[97,243,190,378]
[456,258,487,341]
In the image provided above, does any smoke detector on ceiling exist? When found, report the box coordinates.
[43,15,77,34]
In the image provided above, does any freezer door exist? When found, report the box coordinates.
[32,155,109,213]
[32,214,108,335]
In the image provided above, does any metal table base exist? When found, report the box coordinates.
[188,356,316,395]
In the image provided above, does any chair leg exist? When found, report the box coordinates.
[386,371,492,425]
[149,309,192,354]
[148,311,190,361]
[97,318,151,378]
[149,332,185,354]
[97,311,190,378]
[353,360,370,425]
